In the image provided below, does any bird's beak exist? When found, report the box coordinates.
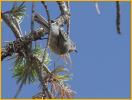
[74,50,78,53]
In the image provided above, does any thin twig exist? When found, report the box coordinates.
[2,2,25,38]
[66,1,70,35]
[2,14,21,38]
[116,1,121,34]
[31,2,35,34]
[14,80,24,98]
[41,2,51,62]
[57,1,70,25]
[95,2,101,15]
[29,2,35,50]
[12,3,23,37]
[57,2,70,15]
[41,1,53,98]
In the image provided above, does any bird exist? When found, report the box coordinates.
[34,13,77,63]
[49,22,77,55]
[49,22,77,63]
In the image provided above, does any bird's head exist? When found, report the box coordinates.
[68,40,77,53]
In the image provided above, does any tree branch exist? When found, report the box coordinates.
[2,14,22,38]
[56,2,70,26]
[116,1,121,34]
[2,28,46,61]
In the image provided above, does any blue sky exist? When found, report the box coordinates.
[2,2,130,98]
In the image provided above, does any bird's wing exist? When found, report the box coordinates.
[59,28,69,42]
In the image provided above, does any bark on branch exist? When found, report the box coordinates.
[2,28,46,61]
[2,14,22,38]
